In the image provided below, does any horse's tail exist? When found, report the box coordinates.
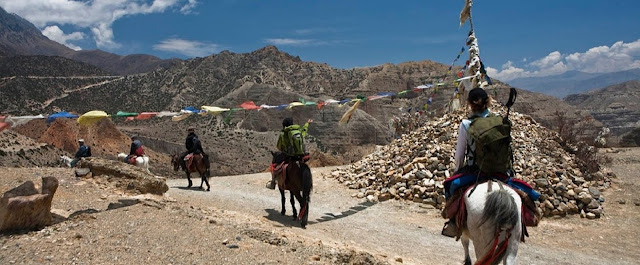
[481,189,518,231]
[300,163,313,202]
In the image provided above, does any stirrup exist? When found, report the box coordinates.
[266,180,276,190]
[441,221,457,238]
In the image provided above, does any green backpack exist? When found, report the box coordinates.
[468,114,513,175]
[283,125,305,156]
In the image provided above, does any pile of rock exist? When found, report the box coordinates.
[330,107,613,218]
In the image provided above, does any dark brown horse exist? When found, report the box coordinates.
[270,151,313,228]
[172,153,210,191]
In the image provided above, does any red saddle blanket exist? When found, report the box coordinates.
[270,161,289,190]
[185,154,202,172]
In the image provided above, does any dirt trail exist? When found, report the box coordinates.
[166,151,640,265]
[42,77,124,107]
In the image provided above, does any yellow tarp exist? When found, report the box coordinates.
[78,111,109,125]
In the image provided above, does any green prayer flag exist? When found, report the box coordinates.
[115,111,138,117]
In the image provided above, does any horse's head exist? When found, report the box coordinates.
[171,154,180,171]
[271,150,286,164]
[59,155,71,167]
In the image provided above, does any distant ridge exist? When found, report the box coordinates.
[0,6,179,75]
[508,68,640,98]
[564,80,640,140]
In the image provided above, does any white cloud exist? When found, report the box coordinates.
[0,0,199,50]
[153,38,220,57]
[264,38,346,47]
[180,0,199,14]
[265,38,314,46]
[488,39,640,81]
[41,25,84,50]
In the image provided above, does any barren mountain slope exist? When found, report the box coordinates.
[565,80,640,141]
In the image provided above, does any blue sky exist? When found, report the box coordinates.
[1,0,639,81]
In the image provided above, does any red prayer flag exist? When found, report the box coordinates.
[135,112,159,120]
[240,101,261,110]
[0,122,9,132]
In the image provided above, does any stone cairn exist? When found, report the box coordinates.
[330,107,613,219]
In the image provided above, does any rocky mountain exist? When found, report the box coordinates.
[1,43,596,173]
[508,69,640,98]
[0,55,111,77]
[0,6,178,75]
[65,50,181,76]
[564,80,640,144]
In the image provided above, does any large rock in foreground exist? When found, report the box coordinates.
[77,158,168,195]
[0,176,58,232]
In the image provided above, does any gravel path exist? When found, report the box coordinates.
[166,163,639,265]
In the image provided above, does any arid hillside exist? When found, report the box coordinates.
[565,80,640,145]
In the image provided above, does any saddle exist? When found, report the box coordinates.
[442,179,540,242]
[270,161,289,190]
[127,155,138,165]
[185,153,201,172]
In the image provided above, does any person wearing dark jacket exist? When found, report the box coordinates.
[180,128,209,170]
[126,135,144,163]
[70,139,91,167]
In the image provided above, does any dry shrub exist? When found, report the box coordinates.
[552,110,610,173]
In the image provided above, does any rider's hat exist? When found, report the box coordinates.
[187,127,195,132]
[130,135,138,140]
[78,139,85,143]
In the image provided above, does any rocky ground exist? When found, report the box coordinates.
[331,107,613,219]
[0,147,638,264]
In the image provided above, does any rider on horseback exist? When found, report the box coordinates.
[267,117,312,189]
[126,135,144,164]
[70,139,91,167]
[441,87,541,238]
[180,127,210,172]
[442,87,497,237]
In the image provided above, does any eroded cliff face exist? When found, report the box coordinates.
[565,80,640,142]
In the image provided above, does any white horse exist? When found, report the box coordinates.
[461,181,522,265]
[117,153,151,174]
[59,155,73,168]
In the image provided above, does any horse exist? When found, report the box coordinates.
[171,153,210,191]
[460,181,522,265]
[116,153,151,174]
[270,151,313,228]
[59,155,73,168]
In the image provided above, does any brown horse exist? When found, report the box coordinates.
[171,153,210,191]
[270,151,313,228]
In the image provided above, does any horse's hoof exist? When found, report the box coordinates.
[206,188,210,191]
[292,216,298,221]
[301,224,307,229]
[280,211,285,216]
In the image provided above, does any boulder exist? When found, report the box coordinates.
[77,158,168,195]
[0,177,58,232]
